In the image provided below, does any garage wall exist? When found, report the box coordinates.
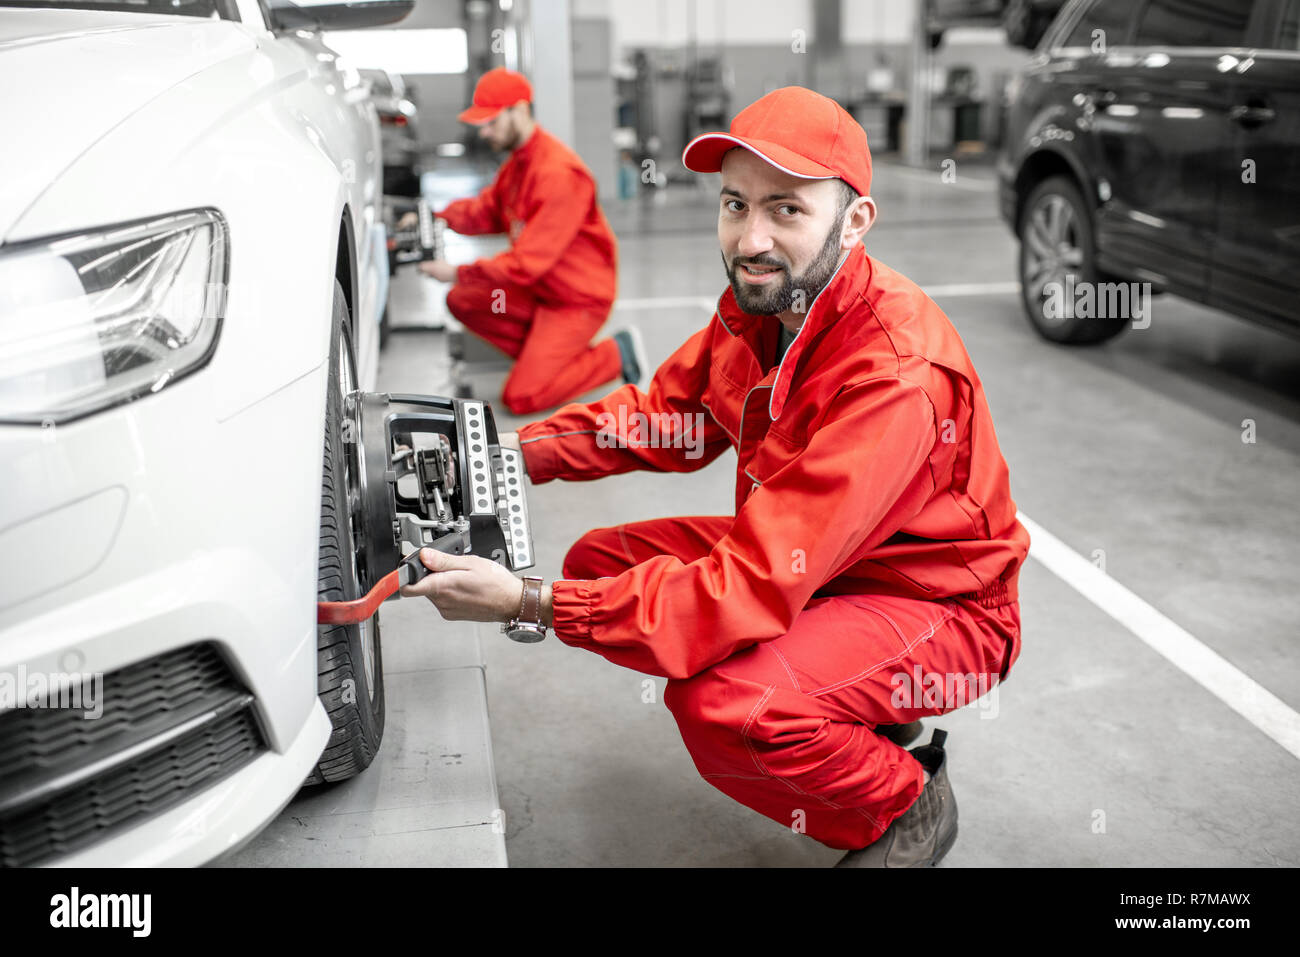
[593,0,1029,170]
[361,0,1029,191]
[596,0,816,48]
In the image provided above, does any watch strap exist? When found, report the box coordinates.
[519,576,543,626]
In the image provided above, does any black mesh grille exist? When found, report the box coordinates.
[0,643,267,867]
[0,644,237,776]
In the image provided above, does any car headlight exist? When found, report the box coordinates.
[0,209,228,425]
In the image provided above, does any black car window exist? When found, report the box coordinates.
[1134,0,1255,47]
[1274,0,1300,49]
[1063,0,1135,49]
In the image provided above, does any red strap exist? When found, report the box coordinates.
[317,569,402,626]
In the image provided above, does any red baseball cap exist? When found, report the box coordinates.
[682,86,871,197]
[458,67,532,124]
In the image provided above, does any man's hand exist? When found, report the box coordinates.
[498,431,522,454]
[396,210,419,231]
[418,259,458,283]
[399,548,522,623]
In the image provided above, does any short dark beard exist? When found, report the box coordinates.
[724,207,849,317]
[505,113,526,151]
[492,111,525,152]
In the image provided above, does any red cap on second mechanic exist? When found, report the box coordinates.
[458,67,532,124]
[681,86,871,198]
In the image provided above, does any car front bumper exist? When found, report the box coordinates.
[1,360,331,866]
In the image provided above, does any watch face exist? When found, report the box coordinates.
[506,623,546,643]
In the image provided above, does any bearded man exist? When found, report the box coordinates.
[402,87,1029,867]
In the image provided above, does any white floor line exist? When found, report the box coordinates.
[1018,510,1300,761]
[614,296,717,312]
[922,281,1021,297]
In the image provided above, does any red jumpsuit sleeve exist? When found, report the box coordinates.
[517,326,731,482]
[436,181,505,236]
[550,378,939,678]
[456,166,593,289]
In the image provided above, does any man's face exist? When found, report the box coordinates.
[718,148,851,319]
[477,103,526,152]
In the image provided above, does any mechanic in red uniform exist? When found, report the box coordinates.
[413,68,641,415]
[402,87,1030,867]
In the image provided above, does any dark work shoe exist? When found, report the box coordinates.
[836,729,958,868]
[612,327,646,387]
[875,721,923,747]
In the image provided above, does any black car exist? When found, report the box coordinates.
[998,0,1300,344]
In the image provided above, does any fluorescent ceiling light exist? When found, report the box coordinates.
[322,28,468,75]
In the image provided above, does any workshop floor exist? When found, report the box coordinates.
[232,157,1300,867]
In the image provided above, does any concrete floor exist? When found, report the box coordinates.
[234,157,1300,867]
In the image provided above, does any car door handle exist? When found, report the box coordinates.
[1231,103,1276,127]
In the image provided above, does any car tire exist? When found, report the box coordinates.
[306,279,386,785]
[1017,175,1128,344]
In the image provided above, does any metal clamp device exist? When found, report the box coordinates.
[349,391,535,586]
[385,196,445,268]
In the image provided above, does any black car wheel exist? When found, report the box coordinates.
[306,279,386,784]
[1018,176,1128,344]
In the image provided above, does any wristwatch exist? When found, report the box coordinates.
[503,576,546,643]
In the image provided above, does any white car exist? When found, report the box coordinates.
[0,0,413,866]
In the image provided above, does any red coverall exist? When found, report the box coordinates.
[517,243,1030,850]
[438,126,622,415]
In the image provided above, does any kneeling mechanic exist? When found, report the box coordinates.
[405,67,640,415]
[401,87,1030,867]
